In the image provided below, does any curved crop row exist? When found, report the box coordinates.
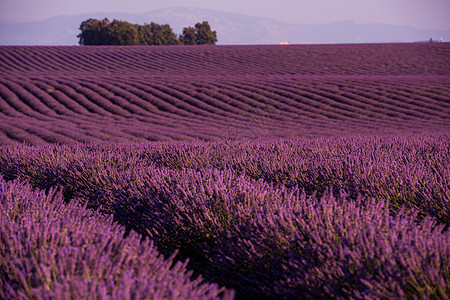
[0,44,449,144]
[1,44,449,77]
[1,74,449,144]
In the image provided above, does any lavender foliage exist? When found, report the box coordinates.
[0,43,449,299]
[0,177,233,299]
[0,135,448,299]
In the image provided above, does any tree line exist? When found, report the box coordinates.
[77,18,218,46]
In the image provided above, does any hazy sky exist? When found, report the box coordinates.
[1,0,449,30]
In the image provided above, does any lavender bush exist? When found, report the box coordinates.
[0,134,448,299]
[209,192,449,298]
[0,177,233,299]
[0,134,447,223]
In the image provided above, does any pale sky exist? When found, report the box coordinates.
[1,0,449,30]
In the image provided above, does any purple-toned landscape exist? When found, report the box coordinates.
[0,44,449,143]
[0,43,449,299]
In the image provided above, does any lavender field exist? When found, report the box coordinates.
[0,43,449,143]
[0,43,449,299]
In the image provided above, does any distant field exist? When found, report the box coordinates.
[0,43,449,143]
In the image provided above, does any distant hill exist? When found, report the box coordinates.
[0,7,449,45]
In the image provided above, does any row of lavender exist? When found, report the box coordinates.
[1,44,449,77]
[0,177,232,299]
[1,75,448,144]
[2,75,448,121]
[1,134,448,298]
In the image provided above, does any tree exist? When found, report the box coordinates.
[140,22,180,46]
[78,18,216,46]
[180,26,196,45]
[149,22,165,45]
[107,20,139,45]
[77,18,110,45]
[194,21,217,45]
[160,24,181,45]
[138,24,153,45]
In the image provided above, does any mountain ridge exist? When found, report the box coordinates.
[0,7,449,45]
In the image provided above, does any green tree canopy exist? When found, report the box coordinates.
[180,26,196,45]
[194,21,218,45]
[137,23,153,46]
[180,21,218,45]
[107,20,139,45]
[77,18,111,45]
[78,19,217,46]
